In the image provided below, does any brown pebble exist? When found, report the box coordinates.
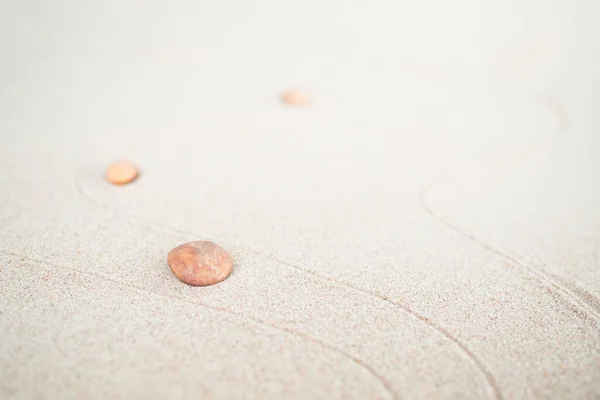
[105,160,139,185]
[167,241,233,286]
[281,89,310,107]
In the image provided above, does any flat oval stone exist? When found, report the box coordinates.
[281,89,310,107]
[105,160,139,185]
[167,241,233,286]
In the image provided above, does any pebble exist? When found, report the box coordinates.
[167,241,233,286]
[105,160,139,185]
[281,89,310,107]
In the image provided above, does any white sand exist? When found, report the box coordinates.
[1,0,599,398]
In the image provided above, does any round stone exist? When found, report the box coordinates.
[281,89,310,107]
[167,241,233,286]
[105,160,139,185]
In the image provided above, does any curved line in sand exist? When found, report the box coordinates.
[74,170,501,400]
[246,247,505,400]
[0,250,395,400]
[418,95,600,326]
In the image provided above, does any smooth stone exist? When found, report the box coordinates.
[167,241,233,286]
[105,160,139,185]
[281,89,310,107]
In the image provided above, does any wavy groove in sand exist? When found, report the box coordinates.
[418,96,600,326]
[74,170,502,400]
[0,250,395,400]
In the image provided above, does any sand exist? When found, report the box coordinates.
[1,0,599,399]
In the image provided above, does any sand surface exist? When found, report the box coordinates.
[1,0,599,398]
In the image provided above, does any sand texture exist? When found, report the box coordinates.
[1,0,599,398]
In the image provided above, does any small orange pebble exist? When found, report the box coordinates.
[167,241,233,286]
[281,89,310,107]
[105,160,139,185]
